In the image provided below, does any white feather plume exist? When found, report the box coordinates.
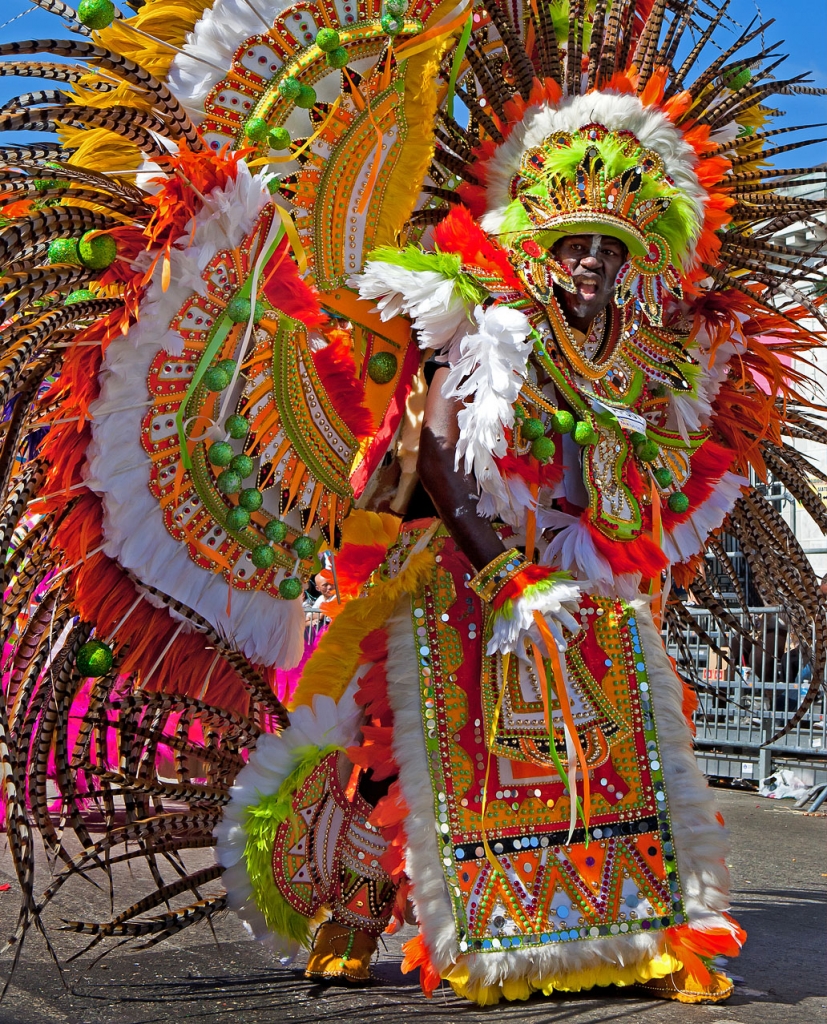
[487,578,583,656]
[350,261,474,353]
[442,304,534,511]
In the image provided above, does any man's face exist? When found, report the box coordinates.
[552,234,627,325]
[315,573,335,599]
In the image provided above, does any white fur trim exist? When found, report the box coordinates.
[215,685,365,956]
[487,579,582,656]
[478,94,706,267]
[85,166,306,668]
[633,601,739,936]
[386,597,739,991]
[442,304,533,518]
[350,261,474,353]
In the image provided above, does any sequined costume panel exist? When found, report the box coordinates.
[405,529,685,956]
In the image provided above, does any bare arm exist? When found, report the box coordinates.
[417,366,506,572]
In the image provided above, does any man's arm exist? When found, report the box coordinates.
[417,365,507,572]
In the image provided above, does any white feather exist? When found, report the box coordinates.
[350,262,474,353]
[661,471,748,563]
[487,579,583,656]
[442,305,533,514]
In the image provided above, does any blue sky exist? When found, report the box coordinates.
[0,0,825,165]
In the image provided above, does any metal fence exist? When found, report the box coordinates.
[663,606,827,786]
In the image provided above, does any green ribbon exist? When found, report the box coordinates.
[445,12,473,122]
[174,225,285,468]
[543,664,589,846]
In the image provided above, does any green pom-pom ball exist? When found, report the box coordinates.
[292,535,316,560]
[264,519,288,544]
[77,0,116,30]
[78,231,117,269]
[550,410,575,434]
[724,65,752,91]
[252,544,276,569]
[245,116,270,141]
[216,358,237,377]
[385,0,407,14]
[48,238,80,265]
[217,469,242,494]
[572,421,597,445]
[294,84,317,109]
[629,431,647,448]
[268,126,291,150]
[203,366,230,392]
[635,440,660,463]
[225,414,249,439]
[315,27,341,51]
[326,47,349,69]
[226,507,251,531]
[226,297,265,324]
[230,454,254,478]
[76,639,113,678]
[65,288,95,305]
[654,467,673,488]
[208,441,234,467]
[278,76,302,100]
[367,351,398,384]
[238,487,263,512]
[279,576,304,600]
[520,418,544,442]
[530,436,556,463]
[381,13,403,33]
[667,492,690,514]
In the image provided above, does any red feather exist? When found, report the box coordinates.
[311,332,375,439]
[261,241,328,328]
[492,564,554,610]
[587,514,668,577]
[432,206,522,292]
[662,440,735,529]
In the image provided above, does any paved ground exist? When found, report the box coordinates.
[0,788,823,1024]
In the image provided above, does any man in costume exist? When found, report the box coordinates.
[1,0,825,1012]
[235,117,751,1001]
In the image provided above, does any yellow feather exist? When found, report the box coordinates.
[289,548,435,708]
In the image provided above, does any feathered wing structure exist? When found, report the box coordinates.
[0,0,824,989]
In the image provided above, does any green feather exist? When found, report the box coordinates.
[242,744,340,947]
[497,134,700,267]
[368,244,487,304]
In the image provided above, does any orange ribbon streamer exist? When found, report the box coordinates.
[532,611,592,833]
[479,651,510,877]
[392,6,472,62]
[649,474,664,629]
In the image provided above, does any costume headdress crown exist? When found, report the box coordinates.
[487,116,705,323]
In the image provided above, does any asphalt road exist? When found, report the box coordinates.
[0,788,823,1024]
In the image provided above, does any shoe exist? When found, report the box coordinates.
[304,921,377,983]
[637,966,734,1003]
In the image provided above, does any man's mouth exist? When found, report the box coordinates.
[574,276,601,299]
